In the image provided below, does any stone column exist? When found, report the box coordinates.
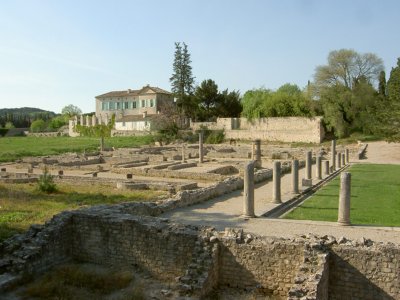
[86,115,91,127]
[338,172,351,226]
[331,140,336,171]
[345,148,349,164]
[92,115,97,126]
[337,152,342,169]
[74,115,78,124]
[198,131,204,163]
[292,159,299,194]
[342,153,346,166]
[305,151,312,180]
[181,144,186,163]
[243,161,255,217]
[80,115,84,126]
[252,139,262,168]
[316,156,322,180]
[324,160,330,175]
[273,161,282,203]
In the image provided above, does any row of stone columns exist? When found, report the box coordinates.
[243,141,352,223]
[75,115,106,127]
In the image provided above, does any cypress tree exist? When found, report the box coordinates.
[378,70,387,97]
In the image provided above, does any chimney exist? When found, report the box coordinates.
[127,89,131,94]
[142,111,147,118]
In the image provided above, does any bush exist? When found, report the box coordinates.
[205,130,225,144]
[0,128,9,137]
[37,167,57,193]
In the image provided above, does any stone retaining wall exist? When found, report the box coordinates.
[1,206,400,299]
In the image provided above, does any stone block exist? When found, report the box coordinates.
[302,178,313,187]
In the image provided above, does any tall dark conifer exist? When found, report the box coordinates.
[378,70,387,97]
[169,42,195,117]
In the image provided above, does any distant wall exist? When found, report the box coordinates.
[191,117,325,143]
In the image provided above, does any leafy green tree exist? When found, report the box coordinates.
[314,49,384,90]
[48,116,67,130]
[61,104,82,118]
[30,119,46,132]
[241,84,313,119]
[170,42,195,117]
[4,122,15,129]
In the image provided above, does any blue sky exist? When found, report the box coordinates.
[0,0,399,113]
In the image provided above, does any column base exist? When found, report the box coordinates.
[337,220,351,226]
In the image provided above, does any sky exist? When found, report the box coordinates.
[0,0,399,114]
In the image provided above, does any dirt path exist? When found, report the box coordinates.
[361,141,400,164]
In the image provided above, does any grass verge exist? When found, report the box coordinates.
[283,164,400,226]
[0,181,166,242]
[0,136,154,162]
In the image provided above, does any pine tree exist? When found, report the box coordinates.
[169,42,195,117]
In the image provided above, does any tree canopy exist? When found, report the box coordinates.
[241,84,314,119]
[314,49,384,90]
[61,104,82,117]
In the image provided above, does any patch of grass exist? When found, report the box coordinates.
[23,264,136,299]
[0,136,154,162]
[0,182,166,242]
[283,164,400,226]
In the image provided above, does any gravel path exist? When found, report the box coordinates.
[163,141,400,244]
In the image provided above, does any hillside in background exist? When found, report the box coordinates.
[0,107,56,128]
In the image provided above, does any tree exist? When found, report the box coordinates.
[169,42,195,117]
[314,49,384,90]
[194,79,221,121]
[241,84,313,119]
[377,58,400,141]
[30,119,46,132]
[378,70,387,97]
[61,104,82,118]
[4,122,15,129]
[217,89,242,118]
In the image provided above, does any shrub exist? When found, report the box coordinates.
[37,167,57,193]
[205,130,225,144]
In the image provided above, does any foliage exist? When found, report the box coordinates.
[30,119,47,132]
[0,181,166,242]
[0,136,155,162]
[0,128,8,137]
[37,167,57,193]
[205,130,225,144]
[61,104,82,117]
[193,79,242,121]
[314,49,384,90]
[75,114,115,138]
[4,121,15,129]
[375,58,400,142]
[48,115,67,130]
[0,107,56,128]
[170,42,195,117]
[241,84,313,119]
[284,164,400,226]
[378,70,387,97]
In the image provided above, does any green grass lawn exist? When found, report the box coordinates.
[0,181,166,242]
[0,135,154,162]
[283,164,400,226]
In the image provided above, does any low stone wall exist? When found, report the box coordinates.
[329,244,399,299]
[191,117,324,143]
[219,234,303,299]
[1,207,400,299]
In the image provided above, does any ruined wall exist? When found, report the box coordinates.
[70,212,198,281]
[191,117,324,143]
[329,244,400,299]
[219,237,303,299]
